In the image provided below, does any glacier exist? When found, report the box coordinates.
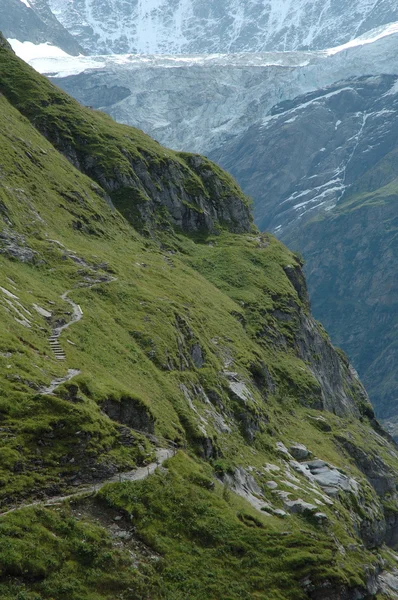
[10,21,398,157]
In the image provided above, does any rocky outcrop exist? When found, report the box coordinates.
[336,436,397,497]
[0,229,38,263]
[102,397,155,434]
[72,149,251,236]
[0,36,252,237]
[258,266,372,418]
[0,0,84,55]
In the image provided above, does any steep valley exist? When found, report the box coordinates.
[1,33,398,599]
[209,73,398,433]
[27,24,398,434]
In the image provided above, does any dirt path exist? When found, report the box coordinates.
[0,448,174,519]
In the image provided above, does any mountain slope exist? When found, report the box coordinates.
[34,0,398,54]
[0,0,84,54]
[2,34,398,599]
[209,75,398,430]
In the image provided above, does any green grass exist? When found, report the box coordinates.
[98,453,373,600]
[0,504,161,600]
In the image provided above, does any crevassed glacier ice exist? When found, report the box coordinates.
[13,22,398,156]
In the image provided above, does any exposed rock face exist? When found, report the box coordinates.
[34,0,398,55]
[210,74,398,428]
[50,123,251,237]
[0,0,84,54]
[97,152,252,235]
[289,443,310,460]
[301,459,359,497]
[259,267,371,418]
[0,229,38,263]
[102,397,155,434]
[336,436,397,497]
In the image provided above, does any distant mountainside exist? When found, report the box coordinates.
[289,189,397,437]
[2,33,398,599]
[0,0,84,55]
[210,75,398,234]
[28,23,397,158]
[209,74,398,430]
[32,0,398,54]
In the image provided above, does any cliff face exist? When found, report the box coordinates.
[0,0,84,54]
[1,34,398,600]
[210,74,398,434]
[0,40,252,236]
[28,0,398,54]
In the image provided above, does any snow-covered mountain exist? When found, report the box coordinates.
[37,0,398,55]
[0,0,84,55]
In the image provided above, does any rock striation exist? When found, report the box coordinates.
[33,0,398,55]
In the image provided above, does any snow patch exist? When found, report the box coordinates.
[8,39,105,77]
[8,39,70,61]
[326,21,398,56]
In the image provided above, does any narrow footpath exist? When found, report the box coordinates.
[0,448,174,518]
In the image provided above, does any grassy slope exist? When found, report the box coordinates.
[0,39,250,236]
[0,46,397,599]
[0,92,317,499]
